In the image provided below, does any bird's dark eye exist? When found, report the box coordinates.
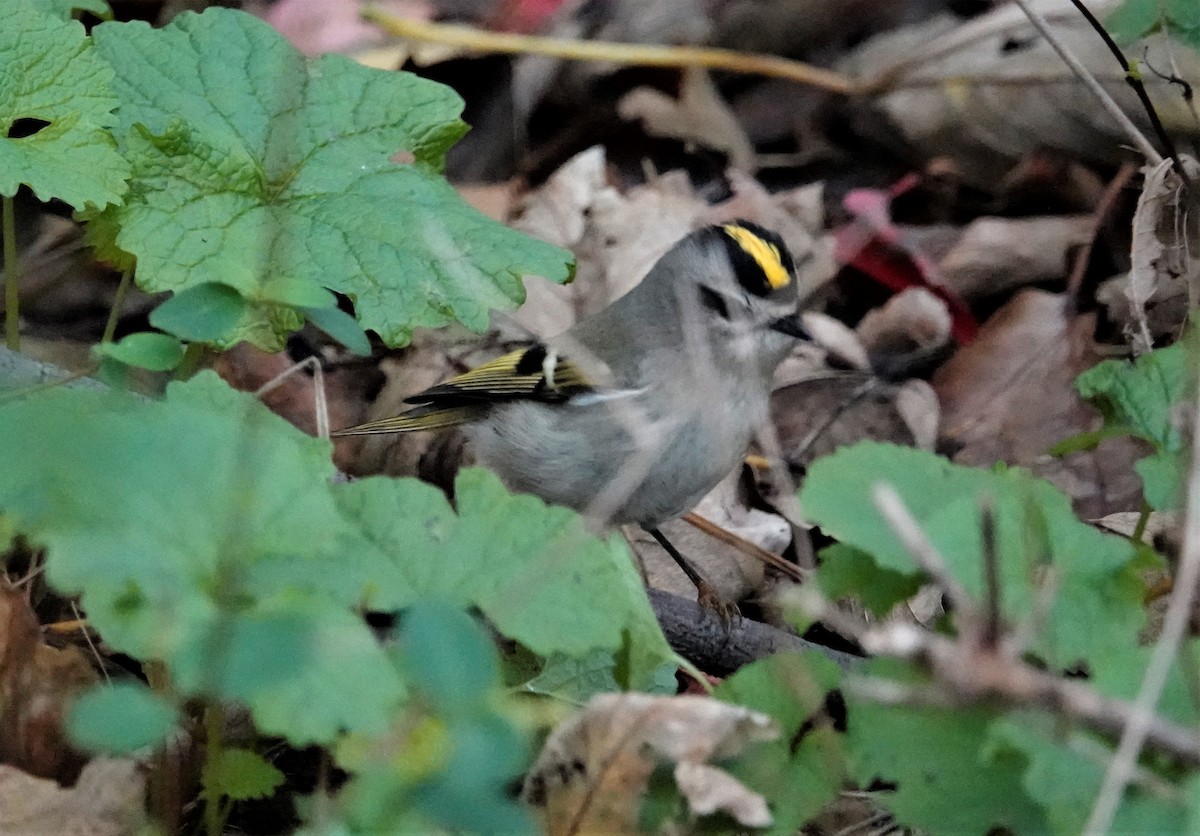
[698,286,730,319]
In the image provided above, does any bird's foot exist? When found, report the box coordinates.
[696,581,741,628]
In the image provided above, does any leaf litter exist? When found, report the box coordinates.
[7,0,1200,832]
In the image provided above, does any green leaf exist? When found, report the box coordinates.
[337,608,534,834]
[0,4,129,207]
[18,0,114,19]
[1107,0,1200,49]
[1046,424,1141,457]
[1108,0,1166,41]
[149,283,249,343]
[1089,641,1200,726]
[93,331,185,371]
[523,650,677,703]
[67,681,178,754]
[815,543,923,617]
[203,748,285,802]
[335,469,674,690]
[88,8,572,350]
[799,443,1142,671]
[715,652,845,835]
[988,715,1186,835]
[402,602,499,717]
[303,304,371,356]
[0,372,402,745]
[847,660,1049,834]
[260,277,336,309]
[1076,338,1194,509]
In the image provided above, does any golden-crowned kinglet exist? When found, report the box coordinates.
[335,222,810,600]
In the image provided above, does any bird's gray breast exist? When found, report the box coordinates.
[465,374,768,527]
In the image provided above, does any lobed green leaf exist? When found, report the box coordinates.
[0,2,128,208]
[336,469,675,690]
[87,8,572,350]
[800,443,1142,672]
[1076,337,1194,509]
[203,748,286,802]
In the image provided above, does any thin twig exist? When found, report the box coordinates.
[1065,162,1139,305]
[1009,0,1163,166]
[101,269,134,345]
[804,593,1200,766]
[1064,0,1193,190]
[361,7,856,95]
[69,601,110,685]
[1084,355,1200,831]
[979,499,1002,648]
[681,512,805,582]
[871,483,974,615]
[790,377,879,466]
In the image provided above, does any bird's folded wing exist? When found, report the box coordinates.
[407,345,593,406]
[331,344,596,436]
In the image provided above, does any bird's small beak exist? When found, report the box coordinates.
[769,312,811,340]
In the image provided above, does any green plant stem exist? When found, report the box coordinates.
[1064,0,1195,193]
[1131,501,1153,544]
[101,269,133,344]
[204,702,226,836]
[175,342,205,380]
[3,195,19,352]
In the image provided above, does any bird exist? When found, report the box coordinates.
[334,221,810,609]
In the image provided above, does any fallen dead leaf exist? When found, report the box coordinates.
[522,692,778,833]
[937,215,1094,300]
[933,290,1145,518]
[0,757,146,836]
[674,761,772,827]
[0,585,96,783]
[845,0,1200,185]
[856,286,951,358]
[1123,155,1200,354]
[618,67,755,172]
[769,374,939,472]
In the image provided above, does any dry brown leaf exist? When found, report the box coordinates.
[1093,510,1179,540]
[0,586,96,783]
[769,375,939,472]
[933,289,1144,517]
[522,693,778,833]
[938,215,1094,300]
[1123,155,1200,354]
[455,182,519,222]
[0,758,146,836]
[856,287,951,357]
[844,0,1200,185]
[618,67,755,172]
[674,761,772,827]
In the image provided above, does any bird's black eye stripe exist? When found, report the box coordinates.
[698,285,731,319]
[515,344,548,375]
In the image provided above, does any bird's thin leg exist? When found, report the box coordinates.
[645,527,738,623]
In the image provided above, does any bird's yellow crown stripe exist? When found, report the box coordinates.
[723,224,790,290]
